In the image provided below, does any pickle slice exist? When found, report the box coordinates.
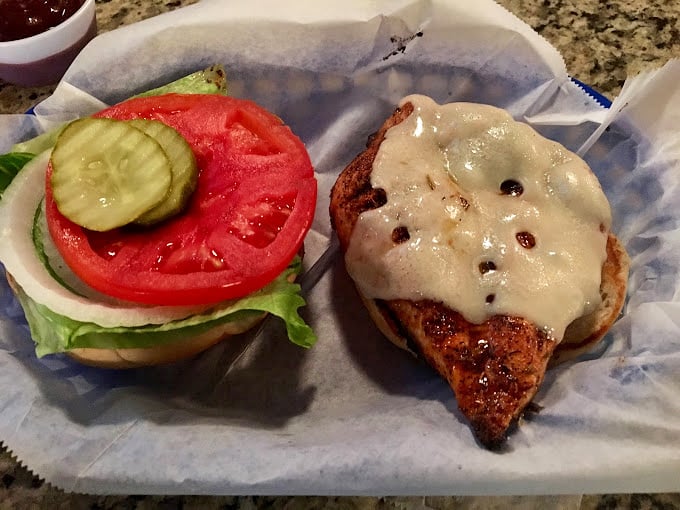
[128,119,198,226]
[50,118,172,232]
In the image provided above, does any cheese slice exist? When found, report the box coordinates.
[345,95,611,342]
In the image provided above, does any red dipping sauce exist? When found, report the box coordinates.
[0,0,85,42]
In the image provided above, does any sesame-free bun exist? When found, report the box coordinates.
[67,312,267,369]
[552,234,629,365]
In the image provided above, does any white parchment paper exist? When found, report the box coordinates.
[1,0,679,495]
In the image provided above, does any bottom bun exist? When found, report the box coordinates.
[7,269,297,370]
[68,312,267,369]
[357,291,417,356]
[551,233,630,365]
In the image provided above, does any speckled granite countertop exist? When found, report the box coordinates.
[1,0,679,508]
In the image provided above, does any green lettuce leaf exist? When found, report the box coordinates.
[14,257,316,357]
[0,152,35,199]
[132,64,228,98]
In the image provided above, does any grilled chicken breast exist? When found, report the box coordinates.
[329,100,629,448]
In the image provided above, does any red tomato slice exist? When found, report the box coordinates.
[45,94,317,306]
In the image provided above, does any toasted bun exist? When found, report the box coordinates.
[356,291,415,355]
[552,233,629,364]
[330,99,629,365]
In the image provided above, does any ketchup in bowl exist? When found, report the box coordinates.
[0,0,85,42]
[0,0,96,86]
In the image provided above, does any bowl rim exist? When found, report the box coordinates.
[0,0,95,50]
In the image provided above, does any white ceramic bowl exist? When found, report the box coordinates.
[0,0,97,87]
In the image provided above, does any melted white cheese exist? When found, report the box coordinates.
[345,95,611,342]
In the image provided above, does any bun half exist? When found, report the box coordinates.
[553,233,629,365]
[67,312,266,369]
[6,269,297,369]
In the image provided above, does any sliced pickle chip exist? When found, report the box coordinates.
[50,117,172,232]
[128,119,198,226]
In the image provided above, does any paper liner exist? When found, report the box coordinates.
[1,0,679,495]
